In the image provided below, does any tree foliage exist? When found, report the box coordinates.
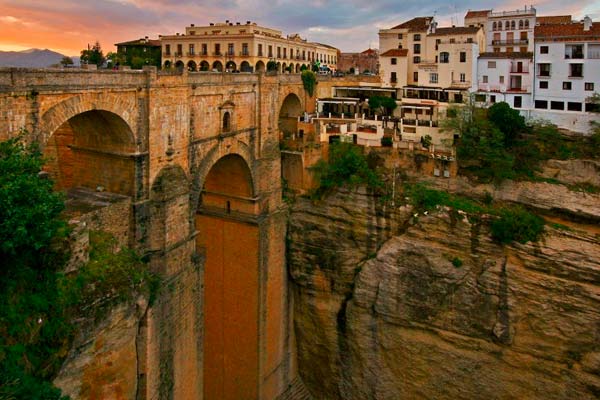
[487,102,526,147]
[266,60,278,72]
[491,206,545,244]
[301,70,317,97]
[59,56,73,67]
[368,96,397,116]
[80,41,105,67]
[310,142,383,198]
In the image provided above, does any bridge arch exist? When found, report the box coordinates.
[41,109,138,196]
[212,61,223,72]
[278,92,303,139]
[240,61,251,72]
[225,61,236,72]
[187,60,197,71]
[200,60,210,71]
[255,60,265,72]
[195,153,259,400]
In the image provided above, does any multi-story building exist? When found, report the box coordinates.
[115,37,162,69]
[379,17,483,146]
[338,48,379,74]
[532,16,599,129]
[160,21,339,73]
[472,7,536,110]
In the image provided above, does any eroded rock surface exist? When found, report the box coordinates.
[290,185,600,399]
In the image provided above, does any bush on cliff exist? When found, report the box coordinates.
[490,206,545,244]
[310,142,383,198]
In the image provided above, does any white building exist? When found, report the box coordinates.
[531,16,600,131]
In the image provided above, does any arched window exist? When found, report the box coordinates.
[524,20,529,29]
[519,20,524,29]
[511,20,516,30]
[223,112,231,132]
[493,22,497,31]
[505,21,510,30]
[440,52,450,63]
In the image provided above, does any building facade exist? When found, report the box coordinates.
[160,21,339,73]
[338,48,379,74]
[115,37,162,69]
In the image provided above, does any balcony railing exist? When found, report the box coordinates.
[478,84,503,92]
[163,52,171,57]
[239,51,250,56]
[507,86,530,92]
[213,51,222,56]
[565,53,584,59]
[489,8,535,17]
[174,52,182,58]
[187,52,195,56]
[510,66,529,73]
[491,39,528,46]
[451,80,471,87]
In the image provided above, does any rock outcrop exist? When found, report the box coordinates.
[289,183,600,399]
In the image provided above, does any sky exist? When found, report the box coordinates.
[0,0,599,56]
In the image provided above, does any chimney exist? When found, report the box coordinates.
[583,15,592,31]
[236,22,241,25]
[246,20,251,24]
[210,23,214,26]
[191,23,195,27]
[225,19,229,23]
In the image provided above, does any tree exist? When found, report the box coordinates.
[368,95,397,116]
[487,102,526,147]
[266,60,278,72]
[80,41,106,67]
[59,56,73,67]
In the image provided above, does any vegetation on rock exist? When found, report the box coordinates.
[301,70,317,97]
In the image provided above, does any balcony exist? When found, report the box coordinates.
[451,80,471,88]
[226,51,235,57]
[489,8,535,17]
[510,66,529,73]
[507,85,530,93]
[478,84,503,92]
[187,52,195,57]
[163,52,171,57]
[491,39,528,46]
[239,51,250,56]
[213,52,222,56]
[565,53,584,59]
[174,52,182,58]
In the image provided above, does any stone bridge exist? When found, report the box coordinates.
[0,68,379,400]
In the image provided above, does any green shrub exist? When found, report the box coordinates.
[381,136,393,147]
[301,70,317,97]
[451,257,463,268]
[310,142,383,198]
[490,206,545,244]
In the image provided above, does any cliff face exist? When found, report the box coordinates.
[289,184,600,399]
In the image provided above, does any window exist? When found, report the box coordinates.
[398,34,403,39]
[493,22,497,31]
[511,20,515,30]
[177,44,183,55]
[413,71,418,82]
[258,44,263,57]
[202,43,208,55]
[569,64,583,77]
[268,45,273,57]
[227,43,234,56]
[165,44,171,56]
[520,47,528,53]
[302,50,306,60]
[539,81,548,89]
[499,76,504,84]
[563,82,572,90]
[429,73,438,83]
[467,38,473,43]
[493,47,500,53]
[525,20,529,29]
[391,72,397,83]
[215,43,221,55]
[277,47,281,58]
[460,73,466,83]
[585,82,594,91]
[565,44,584,59]
[222,112,231,132]
[519,20,524,29]
[414,34,421,41]
[460,52,466,62]
[413,56,420,64]
[475,94,486,102]
[490,95,496,103]
[540,46,548,54]
[568,102,582,111]
[450,38,456,44]
[488,61,496,68]
[551,101,564,110]
[535,100,548,109]
[242,43,249,56]
[188,44,195,55]
[440,52,449,63]
[538,63,551,77]
[414,44,421,54]
[483,75,488,83]
[514,96,522,108]
[586,102,600,112]
[391,57,397,65]
[520,31,527,40]
[505,21,510,30]
[398,44,403,49]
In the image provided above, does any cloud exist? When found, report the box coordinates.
[0,0,597,54]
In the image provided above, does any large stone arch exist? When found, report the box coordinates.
[278,92,304,139]
[39,94,139,148]
[190,138,255,220]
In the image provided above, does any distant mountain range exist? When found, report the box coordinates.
[0,48,80,68]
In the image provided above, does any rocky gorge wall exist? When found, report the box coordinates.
[288,178,600,399]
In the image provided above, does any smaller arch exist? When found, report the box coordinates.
[240,61,251,72]
[492,21,497,31]
[510,20,515,30]
[223,112,231,133]
[295,64,300,73]
[255,60,265,72]
[519,19,524,29]
[276,62,281,73]
[225,61,236,72]
[524,19,529,29]
[505,21,510,30]
[175,60,184,71]
[200,60,210,71]
[164,60,172,69]
[187,60,197,71]
[212,61,223,72]
[281,63,287,73]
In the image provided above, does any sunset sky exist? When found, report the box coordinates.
[1,0,599,56]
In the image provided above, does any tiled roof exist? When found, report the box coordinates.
[392,17,433,32]
[465,10,491,19]
[115,38,161,47]
[535,21,600,41]
[429,26,481,36]
[479,52,533,59]
[380,49,409,57]
[537,15,572,25]
[361,48,378,55]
